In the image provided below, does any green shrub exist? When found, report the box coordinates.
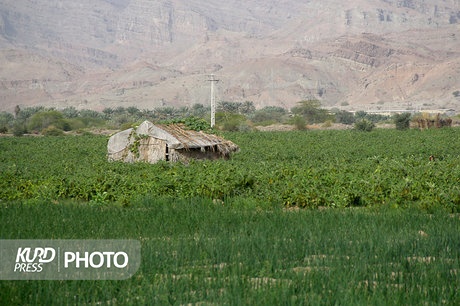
[217,113,249,131]
[354,119,375,131]
[12,121,27,136]
[394,113,411,130]
[251,106,287,124]
[291,99,332,124]
[0,111,14,131]
[42,125,64,136]
[334,110,355,125]
[290,115,307,130]
[27,110,65,132]
[65,118,86,130]
[163,116,212,132]
[322,120,333,128]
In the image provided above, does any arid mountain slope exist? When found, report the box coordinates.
[1,0,459,112]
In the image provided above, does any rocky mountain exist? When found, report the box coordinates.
[1,0,459,113]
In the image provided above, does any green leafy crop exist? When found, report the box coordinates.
[1,128,460,211]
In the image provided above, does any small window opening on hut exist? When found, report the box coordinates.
[165,144,169,161]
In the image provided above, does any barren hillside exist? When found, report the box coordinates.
[0,0,459,112]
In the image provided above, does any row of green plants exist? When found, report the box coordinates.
[1,128,459,211]
[1,199,459,304]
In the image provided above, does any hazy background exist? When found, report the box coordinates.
[1,0,459,112]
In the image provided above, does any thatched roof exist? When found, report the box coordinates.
[107,121,239,163]
[134,121,239,153]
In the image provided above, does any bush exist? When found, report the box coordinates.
[290,115,307,130]
[334,110,355,125]
[216,113,249,131]
[322,120,333,128]
[0,111,14,131]
[354,111,390,123]
[354,119,375,132]
[164,116,212,132]
[291,99,332,124]
[393,113,411,130]
[27,110,65,132]
[42,125,64,136]
[252,106,287,124]
[12,121,27,136]
[65,118,86,131]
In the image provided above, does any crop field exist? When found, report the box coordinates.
[1,128,460,304]
[2,128,460,210]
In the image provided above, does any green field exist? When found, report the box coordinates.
[2,128,460,210]
[1,128,460,304]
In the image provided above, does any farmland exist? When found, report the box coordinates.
[1,128,460,304]
[1,128,460,210]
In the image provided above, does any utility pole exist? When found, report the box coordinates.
[207,74,219,127]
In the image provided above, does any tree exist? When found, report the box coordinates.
[62,106,79,118]
[354,119,375,132]
[217,101,241,113]
[102,107,115,118]
[126,106,141,116]
[140,109,156,119]
[12,121,27,136]
[333,110,355,125]
[291,99,331,124]
[190,103,209,118]
[14,105,21,119]
[114,106,126,115]
[0,111,14,133]
[354,111,367,120]
[239,101,256,115]
[354,111,389,123]
[27,110,65,133]
[252,106,287,124]
[16,106,45,120]
[216,101,255,115]
[158,107,179,119]
[78,109,102,119]
[216,112,249,131]
[393,113,411,130]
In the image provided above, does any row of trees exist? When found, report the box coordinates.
[0,100,433,136]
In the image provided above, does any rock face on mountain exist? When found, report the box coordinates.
[1,0,459,112]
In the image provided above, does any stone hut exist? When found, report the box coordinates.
[107,120,239,163]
